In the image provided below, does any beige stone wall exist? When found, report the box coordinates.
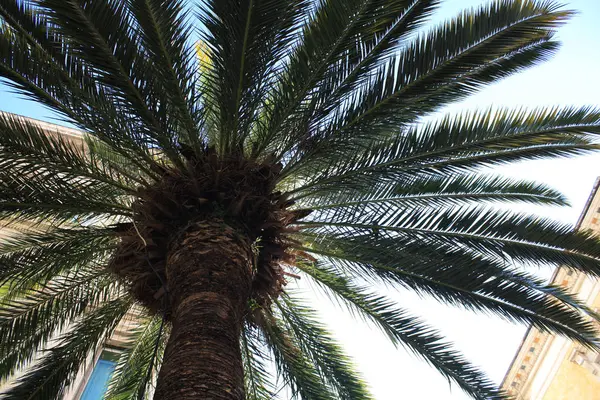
[540,290,600,400]
[541,361,600,400]
[541,352,600,400]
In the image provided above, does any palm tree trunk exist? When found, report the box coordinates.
[153,221,254,400]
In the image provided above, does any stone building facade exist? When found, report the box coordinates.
[501,179,600,399]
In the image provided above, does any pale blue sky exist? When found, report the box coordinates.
[1,1,599,399]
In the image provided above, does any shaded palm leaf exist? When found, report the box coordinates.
[297,262,505,399]
[105,315,166,400]
[273,294,373,399]
[0,268,116,381]
[256,309,339,400]
[241,323,277,400]
[1,297,131,400]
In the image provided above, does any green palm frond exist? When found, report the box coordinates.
[0,113,139,193]
[297,204,600,280]
[335,1,570,133]
[274,294,373,399]
[0,8,162,173]
[242,324,277,400]
[315,0,441,113]
[0,267,113,344]
[105,316,166,400]
[0,268,116,382]
[296,262,504,400]
[287,105,600,195]
[1,297,131,400]
[127,0,202,154]
[0,227,120,384]
[494,267,600,323]
[250,0,428,157]
[284,37,562,179]
[200,0,310,153]
[83,136,155,188]
[295,234,600,348]
[257,309,339,400]
[40,0,190,166]
[0,169,130,223]
[293,174,569,212]
[0,115,133,222]
[0,228,117,291]
[277,0,568,170]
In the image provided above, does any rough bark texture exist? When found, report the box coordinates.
[154,221,254,400]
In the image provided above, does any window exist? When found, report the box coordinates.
[529,347,536,353]
[520,365,526,370]
[80,351,118,400]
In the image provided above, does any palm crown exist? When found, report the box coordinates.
[1,0,600,399]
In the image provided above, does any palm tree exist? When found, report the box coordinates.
[1,0,600,399]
